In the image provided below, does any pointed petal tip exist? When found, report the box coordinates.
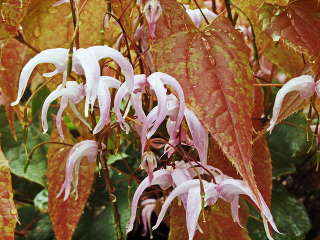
[11,100,19,106]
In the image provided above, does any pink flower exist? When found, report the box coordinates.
[141,199,157,238]
[52,0,69,7]
[140,151,158,182]
[127,161,199,233]
[268,75,317,132]
[186,8,217,28]
[11,46,134,119]
[152,173,279,240]
[11,48,69,106]
[93,76,121,134]
[41,81,87,139]
[143,0,162,38]
[57,140,98,201]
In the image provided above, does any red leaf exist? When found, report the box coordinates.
[264,0,320,60]
[0,149,17,240]
[0,0,32,39]
[0,39,31,135]
[47,128,95,240]
[168,200,250,240]
[152,11,260,202]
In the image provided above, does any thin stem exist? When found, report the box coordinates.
[231,3,259,62]
[253,83,284,87]
[70,0,80,49]
[193,0,210,24]
[104,12,133,65]
[15,32,40,53]
[224,0,233,24]
[99,150,124,240]
[28,141,73,160]
[211,0,217,13]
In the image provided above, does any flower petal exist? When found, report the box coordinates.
[146,75,168,138]
[149,72,185,140]
[184,108,208,164]
[74,48,101,117]
[11,48,68,106]
[57,140,98,200]
[152,179,206,231]
[56,96,68,139]
[186,187,202,240]
[87,46,134,91]
[127,169,172,233]
[268,75,315,132]
[186,8,217,28]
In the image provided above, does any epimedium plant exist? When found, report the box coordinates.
[0,0,319,240]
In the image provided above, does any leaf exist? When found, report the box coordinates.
[5,125,48,187]
[107,153,128,165]
[21,0,107,50]
[248,184,311,240]
[0,39,31,134]
[264,0,290,6]
[112,0,136,37]
[232,0,305,77]
[153,0,195,40]
[0,0,32,39]
[267,112,312,178]
[152,10,260,203]
[0,149,17,240]
[16,206,54,240]
[34,189,49,213]
[47,127,96,240]
[168,200,251,240]
[262,0,320,62]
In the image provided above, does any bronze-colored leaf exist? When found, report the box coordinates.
[0,0,31,39]
[47,127,95,240]
[168,200,250,240]
[0,148,17,240]
[152,12,260,203]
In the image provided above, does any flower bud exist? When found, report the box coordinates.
[143,0,162,38]
[140,151,157,182]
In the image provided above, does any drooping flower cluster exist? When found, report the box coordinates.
[12,34,278,240]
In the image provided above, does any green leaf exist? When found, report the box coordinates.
[34,189,49,213]
[267,112,312,178]
[107,153,128,165]
[248,184,311,240]
[6,125,48,186]
[32,87,50,121]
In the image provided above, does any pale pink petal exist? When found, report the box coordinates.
[56,96,68,139]
[114,84,130,131]
[186,8,217,28]
[152,179,206,231]
[74,48,101,117]
[87,46,134,91]
[41,81,83,134]
[268,75,315,132]
[127,169,172,233]
[140,151,158,182]
[52,0,69,7]
[184,108,208,165]
[216,176,280,235]
[57,140,98,201]
[150,72,185,140]
[11,48,68,106]
[146,75,167,138]
[186,187,202,240]
[143,0,162,38]
[141,199,156,237]
[230,195,242,226]
[93,85,111,134]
